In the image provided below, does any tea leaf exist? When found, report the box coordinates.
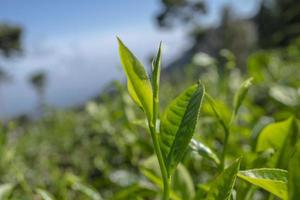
[141,168,181,200]
[151,42,162,98]
[36,188,55,200]
[256,117,294,152]
[118,37,153,121]
[238,168,288,199]
[0,183,15,199]
[233,77,253,117]
[152,42,162,125]
[140,156,184,200]
[159,82,205,175]
[206,158,241,200]
[67,173,103,200]
[72,182,103,200]
[190,138,220,165]
[172,164,195,200]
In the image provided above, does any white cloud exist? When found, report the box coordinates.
[0,26,188,119]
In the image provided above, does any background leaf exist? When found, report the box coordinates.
[172,164,195,200]
[0,183,15,199]
[190,138,220,165]
[233,77,253,117]
[238,168,288,199]
[140,155,186,200]
[36,188,55,200]
[206,158,241,200]
[256,117,294,152]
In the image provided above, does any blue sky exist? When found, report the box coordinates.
[0,0,260,119]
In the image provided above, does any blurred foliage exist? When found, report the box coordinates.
[156,0,206,28]
[0,23,22,57]
[255,0,300,48]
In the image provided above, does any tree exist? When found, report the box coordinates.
[29,72,47,113]
[0,23,22,57]
[254,0,300,48]
[156,0,206,28]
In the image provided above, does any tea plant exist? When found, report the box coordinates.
[117,38,299,200]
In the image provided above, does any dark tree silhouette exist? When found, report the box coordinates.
[0,23,22,57]
[156,0,206,28]
[254,0,300,48]
[29,72,47,113]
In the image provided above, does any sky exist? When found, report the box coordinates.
[0,0,260,119]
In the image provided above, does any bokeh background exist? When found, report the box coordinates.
[0,0,299,199]
[0,0,260,119]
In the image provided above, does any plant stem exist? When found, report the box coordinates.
[150,95,170,199]
[220,127,230,171]
[149,124,170,200]
[220,112,235,171]
[149,42,169,200]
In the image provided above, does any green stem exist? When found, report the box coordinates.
[149,124,170,200]
[220,127,230,171]
[150,96,170,199]
[150,42,169,200]
[220,112,235,171]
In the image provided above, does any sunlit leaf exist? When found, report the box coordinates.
[36,188,55,200]
[118,37,153,121]
[111,183,156,200]
[256,117,294,152]
[72,182,103,200]
[238,168,288,199]
[206,158,241,200]
[269,85,299,107]
[233,77,253,117]
[140,155,194,200]
[190,138,220,165]
[0,183,15,199]
[159,82,205,175]
[67,173,103,200]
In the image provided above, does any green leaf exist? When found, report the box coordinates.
[0,183,15,199]
[172,164,195,200]
[140,168,181,200]
[238,168,288,199]
[36,188,55,200]
[256,117,294,152]
[206,158,241,200]
[151,42,162,95]
[190,138,220,165]
[151,42,162,124]
[66,173,103,200]
[159,82,205,175]
[72,182,103,200]
[233,77,253,117]
[117,37,153,121]
[140,155,194,200]
[288,142,300,200]
[111,183,156,200]
[205,94,231,130]
[269,85,299,107]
